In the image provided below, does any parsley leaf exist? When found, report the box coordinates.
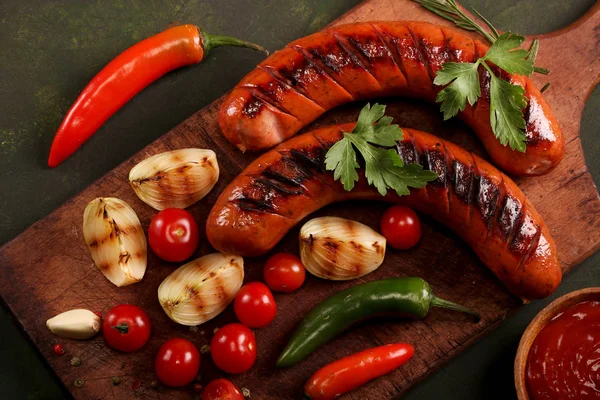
[325,103,438,195]
[489,76,528,152]
[434,62,480,120]
[433,32,535,152]
[482,33,534,76]
[324,138,359,191]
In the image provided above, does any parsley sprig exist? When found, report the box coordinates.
[412,0,549,74]
[325,104,438,195]
[434,32,532,152]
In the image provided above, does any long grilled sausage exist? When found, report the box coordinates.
[219,21,564,176]
[206,123,561,300]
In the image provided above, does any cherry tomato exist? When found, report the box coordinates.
[53,343,65,355]
[234,282,277,328]
[202,379,244,400]
[263,253,306,293]
[102,304,150,352]
[380,205,421,250]
[155,338,200,387]
[210,324,256,374]
[148,208,199,262]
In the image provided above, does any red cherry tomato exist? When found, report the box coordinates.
[53,343,65,355]
[102,304,151,352]
[263,253,306,293]
[148,208,199,262]
[234,282,277,328]
[210,324,256,374]
[380,205,421,250]
[155,338,200,387]
[202,379,244,400]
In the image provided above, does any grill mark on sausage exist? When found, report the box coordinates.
[332,32,385,92]
[452,158,475,204]
[289,148,327,173]
[258,65,325,109]
[509,212,539,256]
[485,175,506,242]
[371,24,410,87]
[242,96,265,119]
[278,148,335,191]
[425,147,446,186]
[475,174,501,233]
[262,169,305,187]
[516,223,542,272]
[242,85,298,119]
[425,146,450,214]
[311,131,339,152]
[233,197,285,217]
[409,135,430,202]
[406,27,435,82]
[436,28,452,70]
[332,32,371,70]
[522,82,543,146]
[292,45,358,100]
[396,140,418,165]
[265,55,341,109]
[345,35,381,65]
[441,142,455,216]
[444,37,458,63]
[278,154,312,180]
[497,194,523,242]
[253,178,304,196]
[293,45,345,73]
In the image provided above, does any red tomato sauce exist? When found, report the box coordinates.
[526,301,600,399]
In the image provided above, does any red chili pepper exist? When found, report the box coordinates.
[48,25,267,167]
[304,343,414,400]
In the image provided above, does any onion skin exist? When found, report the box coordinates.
[299,217,386,281]
[129,148,219,210]
[158,253,244,326]
[82,197,147,287]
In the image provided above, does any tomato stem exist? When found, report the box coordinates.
[113,322,130,334]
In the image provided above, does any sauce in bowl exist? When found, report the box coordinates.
[526,300,600,399]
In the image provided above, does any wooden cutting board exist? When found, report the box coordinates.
[1,1,598,399]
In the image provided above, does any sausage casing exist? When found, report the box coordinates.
[219,21,564,176]
[206,124,561,300]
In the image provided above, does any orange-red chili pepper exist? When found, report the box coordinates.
[304,343,414,400]
[48,25,267,167]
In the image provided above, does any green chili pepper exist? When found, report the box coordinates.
[276,277,479,368]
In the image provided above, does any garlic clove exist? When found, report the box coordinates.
[46,309,101,340]
[158,253,244,326]
[128,149,219,210]
[299,216,386,281]
[83,197,147,287]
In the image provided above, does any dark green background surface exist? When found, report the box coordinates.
[0,1,598,398]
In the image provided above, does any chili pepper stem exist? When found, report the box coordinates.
[201,31,269,55]
[431,296,480,321]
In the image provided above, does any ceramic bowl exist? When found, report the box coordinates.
[514,287,600,400]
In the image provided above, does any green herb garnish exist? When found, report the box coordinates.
[413,0,548,75]
[325,103,437,195]
[434,32,533,152]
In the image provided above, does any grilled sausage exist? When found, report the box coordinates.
[219,21,564,176]
[206,123,561,300]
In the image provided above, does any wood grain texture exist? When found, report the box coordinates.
[0,1,598,399]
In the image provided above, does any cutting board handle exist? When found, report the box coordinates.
[536,1,600,100]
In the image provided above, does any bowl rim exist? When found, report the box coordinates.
[514,286,600,400]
